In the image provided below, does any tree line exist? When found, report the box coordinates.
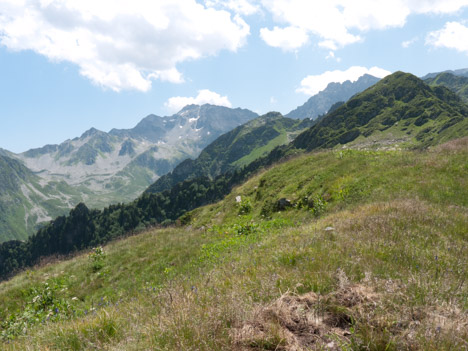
[0,145,292,281]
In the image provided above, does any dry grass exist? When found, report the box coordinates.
[432,136,468,153]
[231,278,379,351]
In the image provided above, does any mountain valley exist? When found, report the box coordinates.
[0,70,467,351]
[0,105,257,242]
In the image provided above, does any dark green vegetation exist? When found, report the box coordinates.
[286,74,380,119]
[1,138,467,350]
[147,112,312,194]
[425,72,468,103]
[293,71,468,150]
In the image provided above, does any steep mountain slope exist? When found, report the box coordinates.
[1,138,467,350]
[286,74,380,119]
[293,71,468,150]
[16,104,257,208]
[146,112,312,194]
[1,104,257,242]
[424,72,468,103]
[0,155,81,242]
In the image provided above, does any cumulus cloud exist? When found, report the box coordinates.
[297,66,391,96]
[260,26,309,51]
[426,21,468,54]
[165,89,232,113]
[259,0,468,51]
[0,0,250,92]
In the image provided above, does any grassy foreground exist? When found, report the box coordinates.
[1,138,467,350]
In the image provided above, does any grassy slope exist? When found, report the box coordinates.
[1,138,467,350]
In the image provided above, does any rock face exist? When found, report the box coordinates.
[286,74,380,120]
[1,104,258,242]
[145,113,313,194]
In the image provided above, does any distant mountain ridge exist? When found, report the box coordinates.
[15,104,257,206]
[421,68,468,80]
[146,112,313,194]
[286,74,380,119]
[1,104,257,242]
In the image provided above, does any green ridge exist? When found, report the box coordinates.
[293,71,468,151]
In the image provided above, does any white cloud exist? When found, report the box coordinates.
[270,96,277,104]
[165,89,232,113]
[259,0,468,51]
[402,37,419,48]
[206,0,260,15]
[297,66,391,96]
[406,0,468,14]
[0,0,250,92]
[426,21,468,54]
[260,26,308,51]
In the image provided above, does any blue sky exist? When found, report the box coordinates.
[1,0,467,153]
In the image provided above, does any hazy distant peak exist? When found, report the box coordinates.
[80,127,105,139]
[286,74,380,120]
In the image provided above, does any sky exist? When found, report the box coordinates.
[0,0,467,153]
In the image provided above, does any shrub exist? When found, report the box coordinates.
[89,246,106,272]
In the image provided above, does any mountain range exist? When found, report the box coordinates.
[1,69,468,350]
[0,105,257,242]
[421,67,468,79]
[1,69,468,243]
[146,112,313,194]
[285,74,381,119]
[2,69,467,275]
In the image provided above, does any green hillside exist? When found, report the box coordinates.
[425,72,468,103]
[293,72,468,151]
[0,156,84,242]
[146,112,311,194]
[1,138,467,350]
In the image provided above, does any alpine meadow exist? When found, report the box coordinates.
[1,1,468,350]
